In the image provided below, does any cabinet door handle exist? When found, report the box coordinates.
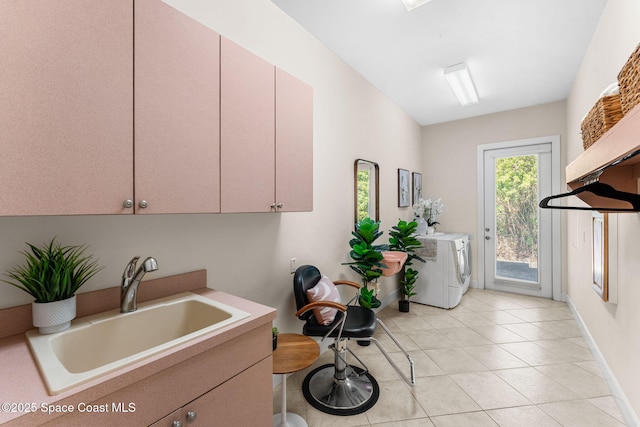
[123,199,134,209]
[138,200,149,209]
[185,411,197,423]
[276,203,283,209]
[172,421,183,427]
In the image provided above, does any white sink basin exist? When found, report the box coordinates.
[26,292,250,395]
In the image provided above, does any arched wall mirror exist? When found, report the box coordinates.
[354,159,379,224]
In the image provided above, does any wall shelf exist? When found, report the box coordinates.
[566,103,640,210]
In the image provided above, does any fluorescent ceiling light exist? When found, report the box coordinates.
[401,0,434,12]
[444,63,479,106]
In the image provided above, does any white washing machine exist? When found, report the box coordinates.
[412,232,471,309]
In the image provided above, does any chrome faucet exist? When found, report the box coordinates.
[120,256,159,313]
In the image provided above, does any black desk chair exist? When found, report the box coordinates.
[293,265,415,416]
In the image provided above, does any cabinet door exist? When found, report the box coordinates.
[134,0,220,214]
[183,356,273,427]
[275,69,314,212]
[0,0,133,215]
[220,38,275,213]
[149,407,182,427]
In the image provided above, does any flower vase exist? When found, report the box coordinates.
[415,217,428,235]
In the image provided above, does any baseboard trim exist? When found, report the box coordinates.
[566,295,639,427]
[375,287,401,313]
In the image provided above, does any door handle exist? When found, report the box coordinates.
[485,235,491,240]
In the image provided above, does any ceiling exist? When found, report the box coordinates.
[271,0,608,126]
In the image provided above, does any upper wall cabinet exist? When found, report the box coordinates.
[275,68,314,212]
[134,0,221,214]
[220,38,314,213]
[220,38,276,213]
[1,1,312,216]
[0,0,134,215]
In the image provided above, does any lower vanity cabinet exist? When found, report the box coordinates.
[150,408,182,427]
[40,323,273,427]
[153,357,272,427]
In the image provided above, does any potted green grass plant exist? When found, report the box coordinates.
[388,219,425,312]
[272,326,279,351]
[3,237,103,334]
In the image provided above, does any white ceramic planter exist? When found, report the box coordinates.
[32,296,76,334]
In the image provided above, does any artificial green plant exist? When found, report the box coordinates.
[388,219,425,302]
[343,217,388,309]
[3,237,103,303]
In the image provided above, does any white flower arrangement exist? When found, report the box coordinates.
[412,198,444,226]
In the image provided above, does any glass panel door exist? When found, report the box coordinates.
[483,143,552,297]
[495,154,539,283]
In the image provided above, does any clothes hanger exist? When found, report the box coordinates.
[539,181,640,211]
[540,148,640,211]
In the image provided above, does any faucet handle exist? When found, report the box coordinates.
[122,256,140,279]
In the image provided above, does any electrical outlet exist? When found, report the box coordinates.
[290,258,297,274]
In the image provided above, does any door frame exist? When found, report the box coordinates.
[476,135,562,301]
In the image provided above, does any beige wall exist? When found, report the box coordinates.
[566,0,640,419]
[0,0,421,336]
[421,100,567,284]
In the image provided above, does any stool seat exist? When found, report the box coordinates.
[273,333,320,374]
[272,333,319,427]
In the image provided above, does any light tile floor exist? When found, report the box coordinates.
[273,288,627,426]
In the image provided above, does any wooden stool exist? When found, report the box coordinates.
[272,333,320,427]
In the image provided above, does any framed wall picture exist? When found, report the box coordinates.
[398,168,410,207]
[592,211,608,302]
[412,172,422,205]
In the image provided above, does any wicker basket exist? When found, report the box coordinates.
[580,94,624,150]
[618,43,640,114]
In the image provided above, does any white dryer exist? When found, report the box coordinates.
[412,232,471,309]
